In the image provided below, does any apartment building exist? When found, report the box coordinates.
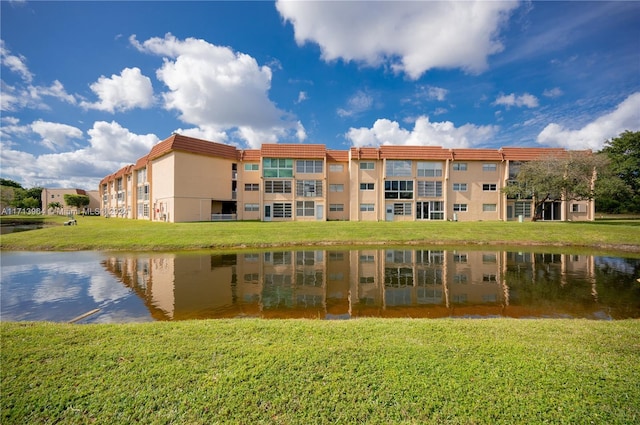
[99,134,595,223]
[41,188,101,215]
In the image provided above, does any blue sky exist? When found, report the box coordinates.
[1,0,639,190]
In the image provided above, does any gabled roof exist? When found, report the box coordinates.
[148,134,239,161]
[500,147,568,161]
[261,143,326,158]
[133,154,149,171]
[114,164,133,179]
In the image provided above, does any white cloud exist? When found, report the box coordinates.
[296,91,308,104]
[0,39,33,82]
[543,87,563,98]
[537,92,640,150]
[30,120,83,151]
[494,92,539,108]
[80,67,154,112]
[1,80,76,111]
[0,121,159,189]
[346,116,498,148]
[130,33,304,148]
[337,90,374,117]
[276,0,519,79]
[426,86,448,102]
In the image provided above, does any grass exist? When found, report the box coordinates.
[2,319,639,424]
[1,215,640,253]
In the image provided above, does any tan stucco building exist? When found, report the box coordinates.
[41,188,100,215]
[100,134,595,223]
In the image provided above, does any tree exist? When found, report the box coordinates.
[48,201,63,214]
[0,178,23,189]
[597,131,640,213]
[502,151,603,220]
[64,194,90,211]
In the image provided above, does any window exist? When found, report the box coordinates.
[483,163,497,172]
[515,201,531,218]
[417,181,442,197]
[453,204,468,212]
[453,253,468,263]
[272,203,292,218]
[483,204,497,212]
[263,158,293,178]
[416,201,444,220]
[296,180,322,197]
[244,203,259,212]
[360,162,374,170]
[264,180,292,193]
[483,274,497,282]
[244,183,259,191]
[572,204,586,212]
[417,162,443,177]
[386,160,412,177]
[329,184,344,192]
[453,183,467,192]
[385,180,413,199]
[244,163,259,171]
[329,164,343,172]
[137,168,147,184]
[453,163,467,171]
[483,254,497,263]
[483,184,497,191]
[360,203,374,212]
[360,183,374,191]
[360,254,375,262]
[329,204,344,212]
[393,203,412,216]
[296,160,323,174]
[296,201,315,217]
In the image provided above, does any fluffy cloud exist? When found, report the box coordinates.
[346,116,498,148]
[0,121,158,189]
[494,93,539,108]
[276,1,519,79]
[537,92,640,150]
[80,67,154,112]
[130,33,305,148]
[30,120,84,151]
[1,39,33,83]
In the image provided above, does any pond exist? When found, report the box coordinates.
[1,248,639,323]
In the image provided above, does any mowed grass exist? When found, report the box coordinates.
[1,215,639,252]
[2,319,639,424]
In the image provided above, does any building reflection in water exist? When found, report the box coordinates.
[101,248,637,320]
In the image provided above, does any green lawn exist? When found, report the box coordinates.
[2,319,639,424]
[2,215,639,252]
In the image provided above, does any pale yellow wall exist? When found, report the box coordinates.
[238,161,261,220]
[350,160,383,221]
[326,162,350,221]
[150,154,175,222]
[448,161,503,221]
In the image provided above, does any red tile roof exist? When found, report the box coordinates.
[326,149,349,162]
[133,154,149,170]
[114,164,133,179]
[451,149,504,161]
[500,147,568,161]
[350,147,381,159]
[148,134,239,161]
[261,143,326,158]
[381,145,451,160]
[239,149,261,161]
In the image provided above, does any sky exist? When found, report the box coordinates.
[1,0,639,190]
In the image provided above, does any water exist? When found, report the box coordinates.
[1,248,639,323]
